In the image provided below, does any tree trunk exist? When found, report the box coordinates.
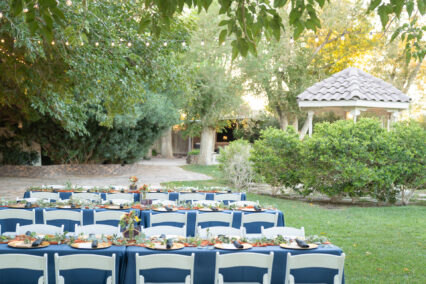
[161,127,174,159]
[292,116,298,132]
[198,127,216,165]
[278,113,288,130]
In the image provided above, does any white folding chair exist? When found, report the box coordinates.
[135,253,195,284]
[178,193,206,202]
[0,209,36,234]
[94,210,126,224]
[74,224,120,236]
[215,252,274,284]
[285,253,345,284]
[0,253,48,284]
[229,200,259,207]
[71,192,101,202]
[55,253,116,284]
[192,200,220,207]
[197,226,246,238]
[195,212,233,228]
[105,193,135,202]
[146,192,170,200]
[16,224,64,235]
[142,225,187,237]
[241,212,278,238]
[29,191,60,200]
[214,194,242,202]
[149,212,187,227]
[152,200,176,206]
[261,226,305,239]
[43,209,83,228]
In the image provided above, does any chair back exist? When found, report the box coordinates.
[149,212,187,227]
[71,192,101,202]
[0,253,48,284]
[195,212,233,228]
[215,252,274,284]
[178,193,206,202]
[197,226,245,238]
[241,212,278,229]
[75,224,121,236]
[29,192,60,200]
[105,193,134,201]
[230,200,258,207]
[214,193,241,202]
[285,252,345,284]
[143,225,187,237]
[94,210,126,225]
[43,209,83,230]
[146,192,169,200]
[261,226,305,239]
[17,224,64,235]
[55,253,116,284]
[135,253,195,284]
[0,209,35,233]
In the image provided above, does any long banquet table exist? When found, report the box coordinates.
[0,244,126,284]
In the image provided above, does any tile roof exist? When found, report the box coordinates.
[297,67,411,103]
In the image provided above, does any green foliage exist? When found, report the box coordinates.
[233,115,280,143]
[187,149,200,156]
[0,135,38,165]
[250,127,304,188]
[218,139,253,189]
[18,94,178,164]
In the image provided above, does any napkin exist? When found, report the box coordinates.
[295,238,309,248]
[25,202,32,208]
[211,207,219,212]
[166,239,173,249]
[233,241,243,249]
[25,231,32,236]
[31,239,42,247]
[91,240,98,248]
[160,234,166,239]
[165,206,173,211]
[254,205,262,211]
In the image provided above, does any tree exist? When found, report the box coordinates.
[6,0,424,61]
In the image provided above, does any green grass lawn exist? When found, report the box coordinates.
[163,165,426,283]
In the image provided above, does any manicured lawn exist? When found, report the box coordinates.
[163,165,426,283]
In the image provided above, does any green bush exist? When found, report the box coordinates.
[233,115,280,143]
[250,127,304,193]
[218,139,253,190]
[187,149,200,156]
[0,136,38,165]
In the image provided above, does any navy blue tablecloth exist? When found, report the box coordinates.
[0,244,126,284]
[0,207,140,233]
[167,192,246,204]
[124,245,343,284]
[141,209,285,237]
[24,191,140,202]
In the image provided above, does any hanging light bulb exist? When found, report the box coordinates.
[51,41,55,45]
[111,42,115,47]
[0,12,3,18]
[1,39,4,43]
[369,32,373,39]
[127,42,132,47]
[290,37,294,43]
[80,42,84,46]
[37,40,41,44]
[163,41,167,47]
[341,35,345,41]
[201,40,205,46]
[182,41,186,47]
[95,42,99,47]
[66,0,72,6]
[221,42,225,46]
[145,42,150,47]
[33,4,38,9]
[65,41,69,46]
[23,8,29,13]
[315,36,319,43]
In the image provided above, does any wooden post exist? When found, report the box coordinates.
[300,111,314,140]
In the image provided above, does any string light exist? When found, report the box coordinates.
[340,35,345,41]
[163,42,167,47]
[127,42,132,47]
[290,37,294,43]
[66,0,72,6]
[1,39,4,43]
[111,42,115,47]
[369,32,373,39]
[23,8,28,13]
[221,42,225,46]
[0,12,3,18]
[145,42,150,47]
[95,42,99,46]
[37,40,41,44]
[80,42,84,46]
[65,41,69,46]
[33,4,38,9]
[51,41,55,45]
[315,36,319,43]
[201,40,205,46]
[182,41,186,47]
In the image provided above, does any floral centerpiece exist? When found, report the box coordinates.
[139,184,149,201]
[129,176,138,190]
[119,211,140,239]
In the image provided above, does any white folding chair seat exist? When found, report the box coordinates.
[230,200,259,207]
[214,194,242,202]
[71,192,101,202]
[197,226,246,238]
[0,209,36,234]
[74,224,120,236]
[195,212,233,228]
[192,200,220,207]
[261,226,305,239]
[146,192,170,200]
[149,212,187,227]
[143,225,187,238]
[285,253,345,284]
[55,253,116,284]
[106,193,135,202]
[94,210,127,224]
[29,191,60,200]
[0,253,48,284]
[152,200,177,206]
[178,193,206,202]
[215,252,274,284]
[43,209,83,228]
[135,253,195,284]
[16,224,64,235]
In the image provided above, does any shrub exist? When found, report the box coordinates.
[250,127,303,194]
[0,135,38,165]
[233,115,280,143]
[187,149,200,156]
[218,139,254,190]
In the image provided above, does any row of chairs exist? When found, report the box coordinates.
[0,251,345,284]
[0,209,278,235]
